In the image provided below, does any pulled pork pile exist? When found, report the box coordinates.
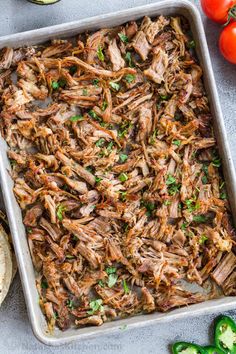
[0,15,235,331]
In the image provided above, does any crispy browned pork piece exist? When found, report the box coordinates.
[0,15,235,332]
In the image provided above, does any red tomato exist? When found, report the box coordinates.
[201,0,236,24]
[219,22,236,64]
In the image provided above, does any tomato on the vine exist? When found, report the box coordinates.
[201,0,236,24]
[219,22,236,64]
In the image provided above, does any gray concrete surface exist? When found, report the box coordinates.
[0,0,236,353]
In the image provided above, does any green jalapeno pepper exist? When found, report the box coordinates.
[172,342,207,354]
[215,315,236,354]
[204,346,226,354]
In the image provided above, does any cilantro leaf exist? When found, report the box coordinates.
[93,79,99,87]
[109,81,120,91]
[95,177,103,183]
[119,153,128,163]
[106,267,117,274]
[166,174,176,185]
[123,279,129,294]
[172,140,181,146]
[97,46,105,61]
[119,173,128,182]
[95,138,105,147]
[125,52,133,67]
[118,33,129,43]
[187,40,196,49]
[193,215,208,223]
[89,110,101,122]
[199,234,208,245]
[125,74,135,83]
[201,175,208,184]
[87,299,103,315]
[56,204,66,221]
[101,101,108,111]
[107,273,118,288]
[107,141,114,152]
[70,115,84,122]
[159,94,169,100]
[66,299,74,310]
[51,81,59,90]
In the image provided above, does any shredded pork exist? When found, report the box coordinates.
[0,15,235,332]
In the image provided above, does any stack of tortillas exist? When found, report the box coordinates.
[0,212,16,306]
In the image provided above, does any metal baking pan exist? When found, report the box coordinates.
[0,0,236,346]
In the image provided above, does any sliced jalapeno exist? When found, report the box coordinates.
[204,346,226,354]
[215,315,236,354]
[172,342,207,354]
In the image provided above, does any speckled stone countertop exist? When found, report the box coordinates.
[0,0,236,353]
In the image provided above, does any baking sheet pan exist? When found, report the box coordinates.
[0,0,236,346]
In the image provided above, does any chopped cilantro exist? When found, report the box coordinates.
[88,110,101,121]
[97,46,105,61]
[107,141,114,151]
[141,200,155,216]
[107,273,118,288]
[119,173,128,182]
[125,52,133,67]
[101,101,108,111]
[56,204,66,221]
[166,174,176,185]
[118,121,132,138]
[172,140,181,146]
[66,255,75,259]
[120,191,127,201]
[150,129,158,144]
[51,81,59,90]
[220,181,225,189]
[58,78,67,88]
[106,267,117,274]
[193,215,208,223]
[187,40,196,48]
[202,164,209,175]
[185,198,200,212]
[95,177,103,183]
[160,94,169,100]
[66,299,74,309]
[199,234,208,245]
[109,81,120,91]
[87,299,103,315]
[164,200,171,206]
[119,153,128,163]
[82,89,88,96]
[123,279,129,294]
[202,175,208,184]
[220,192,227,200]
[212,157,221,168]
[93,79,99,87]
[125,74,135,83]
[168,183,181,196]
[95,138,105,147]
[181,222,188,230]
[118,33,129,43]
[70,115,84,122]
[98,280,104,287]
